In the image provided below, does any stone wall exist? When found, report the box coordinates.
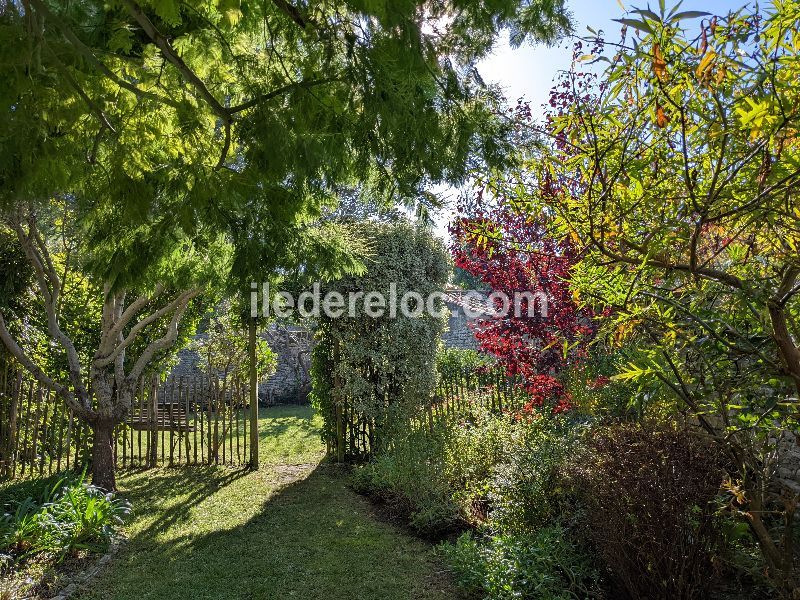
[262,326,312,405]
[440,290,484,351]
[441,305,479,350]
[169,326,313,406]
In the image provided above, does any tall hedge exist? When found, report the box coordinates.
[311,221,450,459]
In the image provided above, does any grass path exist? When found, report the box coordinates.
[76,406,457,600]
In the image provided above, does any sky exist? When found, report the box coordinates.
[431,0,747,239]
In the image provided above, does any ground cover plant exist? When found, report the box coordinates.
[0,472,129,599]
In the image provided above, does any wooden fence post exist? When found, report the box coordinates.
[332,338,344,463]
[149,374,159,467]
[249,318,259,470]
[5,373,20,479]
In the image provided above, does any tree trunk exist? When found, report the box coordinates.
[91,419,116,491]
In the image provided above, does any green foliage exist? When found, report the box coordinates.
[441,528,601,600]
[436,348,494,378]
[537,0,800,443]
[0,472,130,566]
[482,2,800,591]
[451,265,488,291]
[0,0,572,292]
[352,426,459,536]
[353,405,580,537]
[191,303,276,382]
[0,229,33,320]
[311,220,450,455]
[563,347,677,422]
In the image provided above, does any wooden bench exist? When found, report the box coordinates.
[127,403,194,432]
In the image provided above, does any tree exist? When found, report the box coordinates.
[191,303,276,383]
[517,2,800,592]
[0,0,573,489]
[450,186,597,413]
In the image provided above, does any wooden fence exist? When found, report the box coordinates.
[434,366,525,416]
[328,366,524,461]
[0,364,253,480]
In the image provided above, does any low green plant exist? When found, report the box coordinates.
[352,426,460,536]
[0,472,130,564]
[441,527,602,600]
[353,406,582,538]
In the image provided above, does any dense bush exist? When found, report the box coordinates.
[353,407,581,538]
[442,527,602,600]
[569,424,727,600]
[351,426,460,536]
[0,472,129,566]
[445,410,579,534]
[311,220,450,458]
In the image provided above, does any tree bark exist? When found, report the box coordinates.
[91,418,116,491]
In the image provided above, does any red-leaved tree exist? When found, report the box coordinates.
[450,186,598,412]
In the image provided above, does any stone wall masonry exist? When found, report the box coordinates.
[441,306,479,350]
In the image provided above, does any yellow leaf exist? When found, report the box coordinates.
[696,50,716,80]
[652,44,667,81]
[656,104,670,128]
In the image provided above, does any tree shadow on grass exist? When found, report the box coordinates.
[118,466,248,542]
[83,464,457,600]
[257,416,319,440]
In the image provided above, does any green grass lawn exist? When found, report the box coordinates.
[73,406,457,600]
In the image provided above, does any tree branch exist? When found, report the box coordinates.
[121,0,230,121]
[94,288,200,369]
[27,0,179,110]
[8,213,90,406]
[271,0,310,29]
[0,313,90,418]
[228,76,338,115]
[125,288,202,387]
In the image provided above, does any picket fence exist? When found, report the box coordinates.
[327,366,525,461]
[0,363,253,479]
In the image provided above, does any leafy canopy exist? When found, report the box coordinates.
[0,0,572,292]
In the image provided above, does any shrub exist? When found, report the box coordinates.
[311,221,451,459]
[444,409,580,533]
[353,407,582,537]
[351,427,461,536]
[442,527,602,600]
[0,472,130,564]
[569,424,727,600]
